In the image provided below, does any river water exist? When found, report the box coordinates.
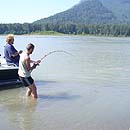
[0,35,130,130]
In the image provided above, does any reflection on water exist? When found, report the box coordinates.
[0,36,130,130]
[0,88,37,130]
[7,99,37,130]
[1,81,130,130]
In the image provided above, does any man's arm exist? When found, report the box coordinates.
[11,50,23,58]
[25,56,37,72]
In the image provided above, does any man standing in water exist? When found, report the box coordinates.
[18,43,41,99]
[4,34,23,66]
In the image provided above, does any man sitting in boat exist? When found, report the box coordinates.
[4,34,23,66]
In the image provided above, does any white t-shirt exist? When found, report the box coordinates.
[18,51,31,77]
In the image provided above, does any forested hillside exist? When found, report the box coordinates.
[34,0,130,24]
[1,0,130,36]
[34,0,116,24]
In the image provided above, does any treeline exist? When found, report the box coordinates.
[0,23,41,35]
[42,23,130,36]
[0,23,130,36]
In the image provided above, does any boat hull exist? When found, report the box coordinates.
[0,57,22,89]
[0,67,22,88]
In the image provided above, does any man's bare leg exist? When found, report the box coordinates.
[30,83,38,99]
[26,87,32,97]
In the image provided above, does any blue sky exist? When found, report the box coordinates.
[0,0,79,24]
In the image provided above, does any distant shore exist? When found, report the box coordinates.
[30,31,65,36]
[0,31,130,37]
[24,31,130,37]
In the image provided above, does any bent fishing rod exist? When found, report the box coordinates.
[33,50,74,69]
[40,50,73,61]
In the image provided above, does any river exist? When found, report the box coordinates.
[0,35,130,130]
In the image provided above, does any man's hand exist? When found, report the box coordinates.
[32,63,37,69]
[18,50,23,54]
[31,60,41,70]
[34,60,41,66]
[36,60,41,64]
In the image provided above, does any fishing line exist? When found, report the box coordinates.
[40,50,74,61]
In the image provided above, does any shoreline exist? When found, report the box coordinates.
[0,31,130,38]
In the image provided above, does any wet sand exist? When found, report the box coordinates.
[0,81,130,130]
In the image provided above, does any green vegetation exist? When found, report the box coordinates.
[0,23,130,37]
[1,0,130,37]
[30,31,64,35]
[34,0,130,25]
[101,0,130,23]
[34,0,116,25]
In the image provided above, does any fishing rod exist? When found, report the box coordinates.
[40,50,73,61]
[33,50,73,68]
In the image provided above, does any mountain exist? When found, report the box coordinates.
[101,0,130,23]
[33,0,130,24]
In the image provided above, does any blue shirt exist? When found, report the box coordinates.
[4,43,20,66]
